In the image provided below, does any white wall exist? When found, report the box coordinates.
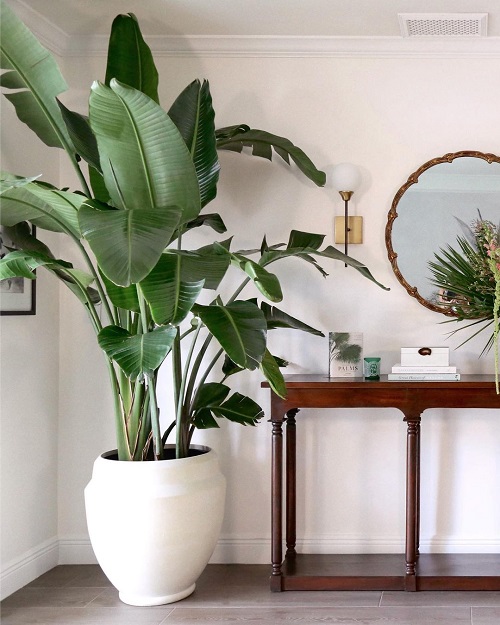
[1,34,500,597]
[0,102,61,597]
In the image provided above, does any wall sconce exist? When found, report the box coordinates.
[331,163,363,265]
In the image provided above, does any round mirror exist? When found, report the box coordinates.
[386,151,500,316]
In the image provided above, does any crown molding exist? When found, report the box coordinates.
[8,0,70,57]
[70,34,500,59]
[9,0,500,59]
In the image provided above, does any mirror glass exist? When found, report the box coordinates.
[386,151,500,316]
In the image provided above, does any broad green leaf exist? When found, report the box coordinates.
[182,213,227,235]
[222,351,288,378]
[0,1,74,152]
[88,166,110,203]
[60,268,99,304]
[193,382,231,409]
[98,325,177,380]
[192,382,263,427]
[105,13,159,103]
[192,409,219,429]
[216,125,326,187]
[57,100,100,171]
[261,230,389,291]
[236,242,284,256]
[168,80,220,208]
[193,300,267,370]
[1,222,97,303]
[89,80,200,222]
[210,392,263,426]
[1,222,51,256]
[287,230,325,251]
[0,249,71,280]
[79,199,181,286]
[101,271,140,312]
[259,349,287,398]
[232,255,283,302]
[313,245,389,290]
[0,174,41,193]
[222,355,244,378]
[0,177,82,236]
[261,302,324,336]
[173,243,231,290]
[191,382,230,429]
[274,356,289,368]
[18,182,83,236]
[139,253,204,325]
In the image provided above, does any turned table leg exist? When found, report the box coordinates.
[270,418,284,590]
[286,409,299,557]
[404,414,421,591]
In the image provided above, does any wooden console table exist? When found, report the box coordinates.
[263,375,500,591]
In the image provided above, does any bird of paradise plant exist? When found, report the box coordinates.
[0,3,388,461]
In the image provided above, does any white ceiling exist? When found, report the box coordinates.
[8,0,500,37]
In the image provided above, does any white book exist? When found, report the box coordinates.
[388,373,461,381]
[391,363,457,374]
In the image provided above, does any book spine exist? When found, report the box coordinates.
[388,373,461,381]
[391,365,457,373]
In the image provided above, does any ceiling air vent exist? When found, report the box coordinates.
[398,13,488,38]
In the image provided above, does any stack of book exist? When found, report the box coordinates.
[388,347,460,381]
[388,364,460,381]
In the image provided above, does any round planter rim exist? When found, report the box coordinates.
[99,444,215,464]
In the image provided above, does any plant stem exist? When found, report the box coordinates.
[175,322,202,458]
[147,375,163,460]
[182,332,212,416]
[77,282,129,459]
[108,361,131,460]
[227,276,251,304]
[136,287,163,458]
[172,329,182,418]
[189,347,224,412]
[71,157,92,198]
[75,240,116,325]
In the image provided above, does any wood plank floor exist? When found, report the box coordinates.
[2,564,500,624]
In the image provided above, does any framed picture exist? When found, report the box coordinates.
[0,226,36,315]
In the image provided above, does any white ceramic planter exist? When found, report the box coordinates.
[84,445,226,606]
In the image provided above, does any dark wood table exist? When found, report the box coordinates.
[263,374,500,591]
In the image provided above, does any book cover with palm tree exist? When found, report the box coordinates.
[329,332,363,377]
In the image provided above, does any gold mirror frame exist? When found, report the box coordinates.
[385,150,500,317]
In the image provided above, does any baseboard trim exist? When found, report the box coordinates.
[57,537,271,565]
[4,534,498,598]
[57,535,500,566]
[1,538,59,600]
[210,538,270,564]
[292,536,500,555]
[205,535,500,563]
[58,538,98,565]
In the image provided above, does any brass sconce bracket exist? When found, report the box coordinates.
[334,216,363,244]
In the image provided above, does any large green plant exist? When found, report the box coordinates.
[0,4,387,460]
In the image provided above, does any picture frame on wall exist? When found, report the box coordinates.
[0,226,36,316]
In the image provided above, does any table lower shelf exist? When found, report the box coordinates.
[271,554,500,591]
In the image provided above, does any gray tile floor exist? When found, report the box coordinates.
[2,564,500,624]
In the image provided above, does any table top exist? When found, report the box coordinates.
[262,374,497,390]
